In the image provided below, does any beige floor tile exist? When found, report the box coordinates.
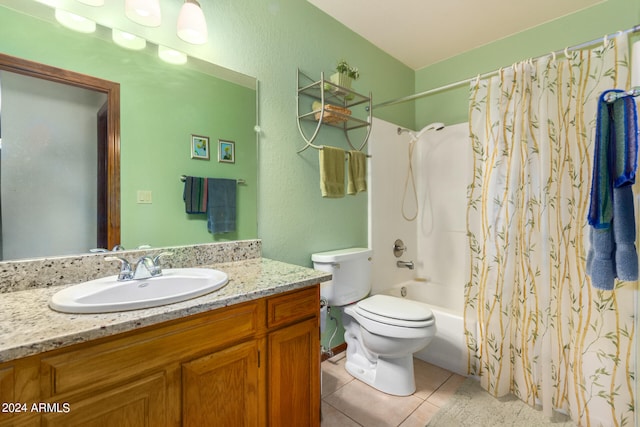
[322,354,355,398]
[399,400,441,427]
[324,378,423,427]
[321,401,362,427]
[426,373,466,407]
[412,358,454,400]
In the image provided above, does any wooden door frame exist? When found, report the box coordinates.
[0,52,120,249]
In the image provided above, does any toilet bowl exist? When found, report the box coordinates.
[312,248,437,396]
[342,294,436,395]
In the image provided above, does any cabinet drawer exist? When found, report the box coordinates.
[267,286,319,329]
[41,373,166,426]
[41,302,258,398]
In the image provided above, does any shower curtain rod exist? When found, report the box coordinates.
[371,24,640,110]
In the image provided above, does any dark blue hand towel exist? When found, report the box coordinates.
[207,178,236,234]
[183,176,207,214]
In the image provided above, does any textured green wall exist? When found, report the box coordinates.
[0,7,258,249]
[413,0,640,128]
[209,0,415,266]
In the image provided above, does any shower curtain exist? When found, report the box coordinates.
[465,33,636,426]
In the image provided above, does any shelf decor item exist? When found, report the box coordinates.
[312,101,351,124]
[330,59,359,91]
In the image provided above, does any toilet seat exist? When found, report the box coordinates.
[355,295,435,328]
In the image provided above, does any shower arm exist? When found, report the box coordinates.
[397,122,445,139]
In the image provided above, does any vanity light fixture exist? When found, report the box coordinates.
[54,9,96,33]
[177,0,208,45]
[76,0,105,6]
[112,29,147,50]
[158,45,187,65]
[125,0,162,27]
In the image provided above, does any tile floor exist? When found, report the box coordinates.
[321,352,466,427]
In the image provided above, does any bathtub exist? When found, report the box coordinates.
[383,280,472,376]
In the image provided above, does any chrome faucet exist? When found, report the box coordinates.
[105,256,134,281]
[132,256,160,280]
[396,260,414,270]
[106,251,173,281]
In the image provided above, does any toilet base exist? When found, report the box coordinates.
[345,352,416,396]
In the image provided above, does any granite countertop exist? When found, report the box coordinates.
[0,257,331,363]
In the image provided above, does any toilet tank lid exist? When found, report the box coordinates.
[311,247,372,263]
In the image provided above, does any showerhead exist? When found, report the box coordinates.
[414,122,445,139]
[397,122,445,139]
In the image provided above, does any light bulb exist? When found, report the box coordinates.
[112,29,146,50]
[125,0,161,27]
[158,46,187,65]
[177,0,207,45]
[77,0,105,6]
[55,9,96,33]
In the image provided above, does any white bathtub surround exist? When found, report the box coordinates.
[467,33,635,426]
[368,119,472,380]
[367,118,417,295]
[414,122,470,293]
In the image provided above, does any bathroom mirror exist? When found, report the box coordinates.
[0,3,258,261]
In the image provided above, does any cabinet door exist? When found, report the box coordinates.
[182,340,261,427]
[41,373,166,427]
[268,318,320,427]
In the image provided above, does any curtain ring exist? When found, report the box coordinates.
[551,51,556,63]
[603,34,608,47]
[564,46,571,58]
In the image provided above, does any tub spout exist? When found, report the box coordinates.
[396,260,414,270]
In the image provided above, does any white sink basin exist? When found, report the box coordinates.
[49,268,228,314]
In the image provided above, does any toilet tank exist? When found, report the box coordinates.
[312,248,372,306]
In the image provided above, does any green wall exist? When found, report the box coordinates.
[413,0,640,128]
[0,7,258,249]
[208,0,415,266]
[5,0,634,270]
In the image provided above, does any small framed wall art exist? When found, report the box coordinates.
[190,134,210,160]
[218,139,235,163]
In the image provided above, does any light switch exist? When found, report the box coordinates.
[137,190,152,204]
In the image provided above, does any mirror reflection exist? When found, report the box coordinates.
[0,3,258,261]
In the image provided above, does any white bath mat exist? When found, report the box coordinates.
[427,377,576,427]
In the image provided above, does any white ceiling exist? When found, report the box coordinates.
[307,0,605,70]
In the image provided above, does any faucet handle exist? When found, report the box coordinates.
[105,256,133,281]
[152,251,173,266]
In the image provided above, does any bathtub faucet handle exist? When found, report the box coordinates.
[393,239,407,257]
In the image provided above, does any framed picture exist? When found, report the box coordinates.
[190,135,210,160]
[218,140,235,163]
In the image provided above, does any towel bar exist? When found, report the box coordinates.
[180,175,246,185]
[604,86,640,103]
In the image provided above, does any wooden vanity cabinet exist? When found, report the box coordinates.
[0,285,320,427]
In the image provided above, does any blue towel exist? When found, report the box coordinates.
[586,227,616,290]
[207,178,236,234]
[612,186,638,281]
[586,90,639,289]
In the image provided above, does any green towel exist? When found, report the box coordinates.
[347,150,367,195]
[319,146,345,198]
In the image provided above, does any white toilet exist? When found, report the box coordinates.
[312,247,436,396]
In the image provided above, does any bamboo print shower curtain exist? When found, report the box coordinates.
[466,34,636,426]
